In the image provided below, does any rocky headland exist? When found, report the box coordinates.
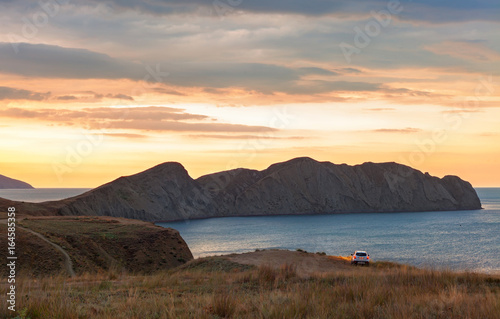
[2,157,480,222]
[0,174,34,189]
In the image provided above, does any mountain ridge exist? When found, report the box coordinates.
[0,157,482,221]
[0,174,34,189]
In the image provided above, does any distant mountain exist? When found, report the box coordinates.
[50,157,481,222]
[0,174,34,189]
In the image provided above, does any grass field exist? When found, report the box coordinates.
[2,256,499,319]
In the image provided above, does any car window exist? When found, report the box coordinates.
[356,252,367,256]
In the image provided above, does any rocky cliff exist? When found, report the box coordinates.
[52,157,481,221]
[57,162,215,221]
[0,174,34,189]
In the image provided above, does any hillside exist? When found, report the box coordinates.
[0,174,33,189]
[0,216,193,277]
[0,157,482,222]
[1,250,498,318]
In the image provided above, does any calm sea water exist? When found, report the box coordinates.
[158,188,500,274]
[0,188,91,202]
[2,187,498,273]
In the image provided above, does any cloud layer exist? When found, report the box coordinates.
[0,106,277,133]
[0,86,50,100]
[0,0,499,189]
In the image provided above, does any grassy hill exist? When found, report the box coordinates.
[0,216,193,277]
[1,253,498,318]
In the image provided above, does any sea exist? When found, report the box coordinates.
[159,188,500,274]
[1,187,498,274]
[0,188,91,203]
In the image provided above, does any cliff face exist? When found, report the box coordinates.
[58,162,215,221]
[54,157,481,221]
[0,174,34,189]
[221,158,481,215]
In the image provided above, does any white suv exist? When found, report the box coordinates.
[350,251,370,266]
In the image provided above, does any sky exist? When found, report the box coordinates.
[0,0,499,187]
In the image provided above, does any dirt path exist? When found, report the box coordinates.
[18,225,76,277]
[226,250,352,277]
[0,218,76,277]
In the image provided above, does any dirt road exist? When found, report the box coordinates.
[226,249,352,277]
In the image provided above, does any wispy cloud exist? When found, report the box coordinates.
[103,133,149,139]
[72,0,500,22]
[0,43,387,95]
[0,86,50,101]
[425,40,500,62]
[0,43,145,80]
[56,95,78,101]
[363,108,396,112]
[371,128,423,134]
[187,134,306,140]
[0,106,277,133]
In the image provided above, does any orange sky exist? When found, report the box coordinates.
[0,1,499,187]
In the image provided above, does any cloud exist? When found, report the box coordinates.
[56,95,78,101]
[297,67,339,76]
[0,86,50,101]
[338,68,362,74]
[1,3,498,106]
[440,100,498,109]
[441,109,482,114]
[0,106,277,133]
[54,92,134,102]
[425,40,500,62]
[0,43,386,95]
[0,43,145,80]
[187,134,306,140]
[103,133,149,139]
[479,132,499,137]
[102,120,276,132]
[77,0,500,22]
[106,94,134,101]
[364,108,396,112]
[152,87,186,96]
[398,0,500,23]
[371,128,423,134]
[380,87,451,105]
[383,87,437,97]
[0,106,206,121]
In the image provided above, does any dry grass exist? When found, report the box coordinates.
[1,258,499,319]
